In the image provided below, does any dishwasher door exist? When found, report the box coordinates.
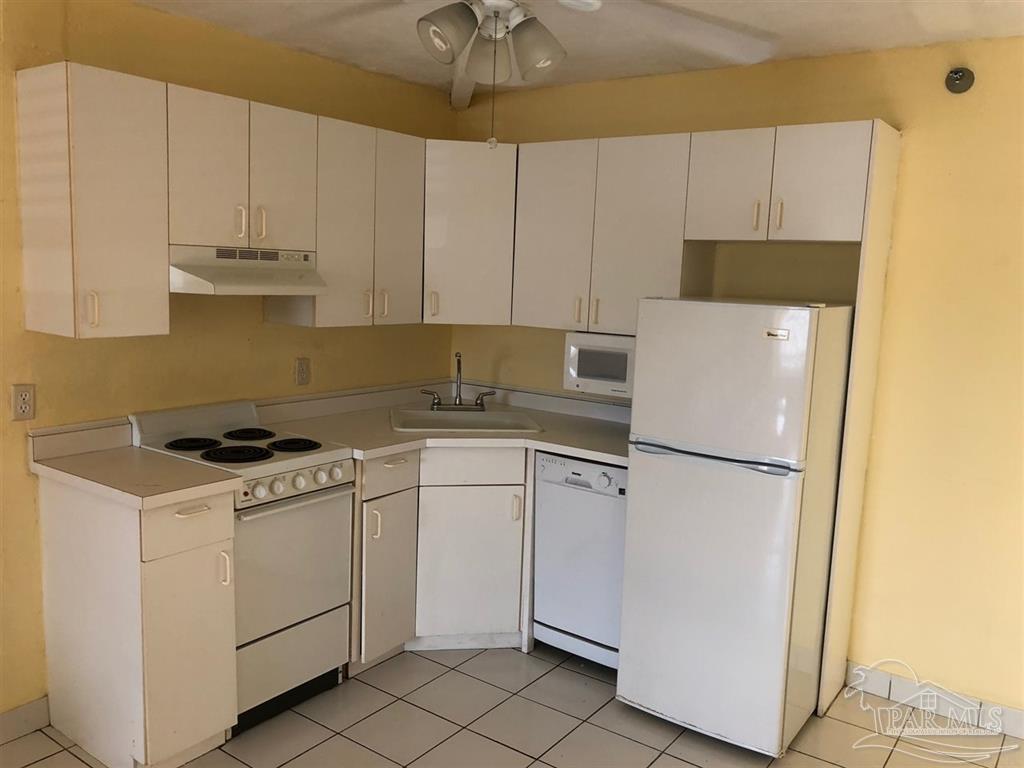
[533,456,627,659]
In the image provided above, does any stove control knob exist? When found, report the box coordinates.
[252,483,268,500]
[314,469,328,485]
[293,474,307,491]
[270,479,286,496]
[329,465,344,481]
[596,472,613,489]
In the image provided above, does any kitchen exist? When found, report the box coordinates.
[1,3,1021,768]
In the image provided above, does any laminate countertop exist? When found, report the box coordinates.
[32,446,243,509]
[268,404,630,466]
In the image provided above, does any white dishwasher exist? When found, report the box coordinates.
[533,452,628,668]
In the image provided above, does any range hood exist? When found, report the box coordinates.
[170,245,327,296]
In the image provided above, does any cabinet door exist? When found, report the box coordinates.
[374,130,424,325]
[768,121,872,242]
[685,128,776,241]
[424,140,517,325]
[249,102,317,251]
[513,140,598,330]
[416,485,524,637]
[68,64,169,338]
[315,117,376,327]
[590,134,689,335]
[168,85,250,248]
[141,540,236,764]
[362,488,418,662]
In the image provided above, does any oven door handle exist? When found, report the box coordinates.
[236,485,354,522]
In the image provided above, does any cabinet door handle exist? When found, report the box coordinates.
[236,205,247,239]
[590,297,600,326]
[257,206,267,240]
[87,291,100,328]
[511,494,522,521]
[381,290,390,318]
[574,297,583,324]
[174,504,211,519]
[430,291,440,317]
[775,199,784,230]
[371,509,382,539]
[363,289,374,318]
[383,458,407,468]
[219,551,232,586]
[752,200,761,231]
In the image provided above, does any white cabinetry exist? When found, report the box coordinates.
[513,139,599,331]
[16,62,169,338]
[685,127,776,241]
[768,121,873,242]
[168,85,250,249]
[424,140,517,325]
[249,102,318,251]
[590,134,689,335]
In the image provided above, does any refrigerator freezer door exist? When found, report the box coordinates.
[631,300,817,465]
[617,446,804,755]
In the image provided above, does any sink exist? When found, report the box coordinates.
[390,408,543,433]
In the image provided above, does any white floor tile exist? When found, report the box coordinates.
[651,756,691,768]
[458,650,555,692]
[0,731,62,768]
[31,752,86,768]
[357,652,449,697]
[68,745,106,768]
[410,729,533,768]
[185,750,249,768]
[541,722,659,768]
[998,737,1023,768]
[222,710,332,768]
[559,656,617,685]
[519,667,615,720]
[292,679,396,731]
[405,670,511,726]
[42,727,75,749]
[470,696,581,758]
[529,643,572,666]
[283,735,400,767]
[897,731,1006,768]
[588,699,684,750]
[413,648,486,668]
[790,715,894,768]
[666,730,773,768]
[344,701,459,765]
[827,688,910,735]
[770,751,836,768]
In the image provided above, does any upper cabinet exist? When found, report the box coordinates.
[168,86,250,249]
[424,140,517,325]
[513,139,598,331]
[249,103,318,251]
[375,130,426,325]
[768,121,872,242]
[685,127,776,241]
[17,63,169,338]
[590,134,690,335]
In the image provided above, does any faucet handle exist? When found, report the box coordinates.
[420,389,443,410]
[474,390,497,409]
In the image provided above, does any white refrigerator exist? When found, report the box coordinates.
[616,298,852,757]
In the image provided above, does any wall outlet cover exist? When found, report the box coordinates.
[295,358,311,386]
[11,384,35,421]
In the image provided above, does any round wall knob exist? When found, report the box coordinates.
[329,466,344,481]
[270,479,285,495]
[252,483,268,499]
[293,474,307,490]
[596,472,613,489]
[314,469,328,485]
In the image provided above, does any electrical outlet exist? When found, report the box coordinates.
[11,384,35,421]
[295,357,311,386]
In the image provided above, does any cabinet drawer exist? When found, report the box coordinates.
[420,447,525,486]
[236,606,350,713]
[141,493,234,561]
[362,450,419,500]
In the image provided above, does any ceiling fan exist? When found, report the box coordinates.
[417,0,598,110]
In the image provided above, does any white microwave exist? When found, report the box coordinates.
[563,333,635,398]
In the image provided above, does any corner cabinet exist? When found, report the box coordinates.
[424,140,517,325]
[16,62,169,338]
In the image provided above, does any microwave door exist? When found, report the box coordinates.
[564,333,635,397]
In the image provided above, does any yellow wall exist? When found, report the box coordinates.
[0,0,456,712]
[454,38,1024,707]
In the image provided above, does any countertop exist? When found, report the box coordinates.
[268,404,630,466]
[32,446,242,509]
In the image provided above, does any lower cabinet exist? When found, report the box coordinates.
[416,485,525,637]
[361,487,418,662]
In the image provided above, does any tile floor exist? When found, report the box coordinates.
[4,645,1020,768]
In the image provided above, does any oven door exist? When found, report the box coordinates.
[233,485,353,646]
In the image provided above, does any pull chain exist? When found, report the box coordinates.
[488,11,498,149]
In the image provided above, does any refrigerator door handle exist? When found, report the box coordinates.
[631,440,795,477]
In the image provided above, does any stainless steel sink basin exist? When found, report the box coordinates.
[390,408,543,433]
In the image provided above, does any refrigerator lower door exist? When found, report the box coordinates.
[617,446,804,756]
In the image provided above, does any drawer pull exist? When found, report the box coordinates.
[236,204,247,239]
[590,297,600,326]
[383,458,408,469]
[430,291,440,317]
[219,550,232,586]
[752,199,761,231]
[574,297,583,324]
[363,289,374,318]
[776,199,784,230]
[174,504,211,519]
[512,494,522,521]
[371,509,382,539]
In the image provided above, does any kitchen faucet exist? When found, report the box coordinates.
[421,352,496,411]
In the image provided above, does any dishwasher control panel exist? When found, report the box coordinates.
[536,453,627,497]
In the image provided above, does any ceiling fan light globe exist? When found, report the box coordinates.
[511,17,566,81]
[465,33,513,84]
[417,2,478,64]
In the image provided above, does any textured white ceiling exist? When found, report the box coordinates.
[138,0,1024,90]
